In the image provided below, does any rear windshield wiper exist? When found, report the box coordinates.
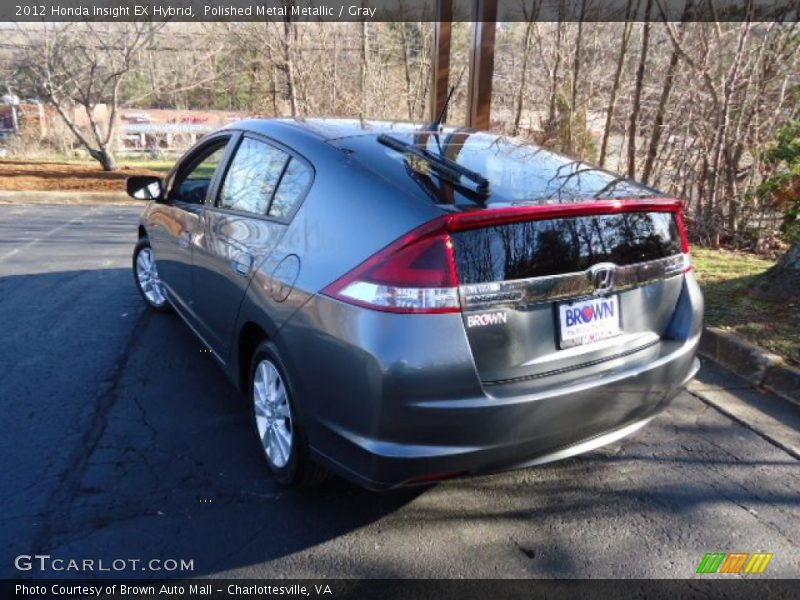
[377,133,491,196]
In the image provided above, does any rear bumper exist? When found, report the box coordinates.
[313,344,699,491]
[492,354,700,473]
[277,276,703,491]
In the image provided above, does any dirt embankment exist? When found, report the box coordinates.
[0,160,163,192]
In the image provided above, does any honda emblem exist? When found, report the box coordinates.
[589,263,617,294]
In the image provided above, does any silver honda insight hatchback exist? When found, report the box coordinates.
[128,118,703,490]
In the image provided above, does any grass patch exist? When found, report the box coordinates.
[693,247,799,366]
[115,157,175,173]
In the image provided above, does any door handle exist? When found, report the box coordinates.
[232,253,255,277]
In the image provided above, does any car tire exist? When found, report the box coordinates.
[133,238,171,313]
[250,341,329,487]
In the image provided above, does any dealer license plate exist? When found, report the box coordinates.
[558,295,622,349]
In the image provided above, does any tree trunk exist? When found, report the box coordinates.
[47,96,119,171]
[330,30,338,113]
[283,18,298,117]
[599,9,635,169]
[89,148,117,171]
[547,15,564,130]
[754,238,800,300]
[628,0,652,180]
[568,0,587,156]
[270,63,278,115]
[360,21,369,119]
[712,20,752,234]
[513,13,536,136]
[641,21,686,184]
[399,24,414,120]
[783,240,800,270]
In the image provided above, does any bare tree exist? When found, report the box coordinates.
[628,0,653,179]
[3,16,798,252]
[599,0,637,168]
[14,23,162,170]
[568,0,587,156]
[599,9,638,167]
[360,21,370,118]
[641,18,687,184]
[282,18,299,117]
[547,15,565,130]
[512,7,538,135]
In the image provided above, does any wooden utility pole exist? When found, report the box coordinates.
[429,0,452,122]
[429,0,496,130]
[466,0,497,130]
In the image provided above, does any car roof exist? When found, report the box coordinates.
[280,118,433,140]
[225,118,661,210]
[230,117,471,142]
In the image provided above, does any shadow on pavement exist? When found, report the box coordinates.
[0,267,421,578]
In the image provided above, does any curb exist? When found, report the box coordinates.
[687,381,800,461]
[0,190,137,205]
[699,327,800,407]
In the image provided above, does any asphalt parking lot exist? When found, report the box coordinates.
[1,203,799,579]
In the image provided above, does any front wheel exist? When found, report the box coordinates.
[133,238,171,312]
[250,342,329,487]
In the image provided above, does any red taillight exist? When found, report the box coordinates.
[675,210,691,254]
[675,210,694,272]
[322,222,461,314]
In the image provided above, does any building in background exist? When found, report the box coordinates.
[0,101,252,155]
[117,108,251,155]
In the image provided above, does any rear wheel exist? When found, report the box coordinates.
[250,342,328,487]
[133,238,171,312]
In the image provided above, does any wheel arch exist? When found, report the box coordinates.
[238,321,269,395]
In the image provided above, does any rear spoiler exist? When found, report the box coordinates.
[443,198,684,231]
[398,198,690,265]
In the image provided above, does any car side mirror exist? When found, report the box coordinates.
[126,175,164,201]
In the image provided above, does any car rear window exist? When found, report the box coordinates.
[452,211,682,284]
[443,134,655,202]
[334,132,657,206]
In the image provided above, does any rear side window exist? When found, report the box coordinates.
[452,212,682,284]
[269,158,312,219]
[219,137,289,215]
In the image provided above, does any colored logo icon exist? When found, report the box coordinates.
[696,552,773,574]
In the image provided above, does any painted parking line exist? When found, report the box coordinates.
[0,205,99,263]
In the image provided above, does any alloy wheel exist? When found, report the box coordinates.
[253,359,294,468]
[136,247,167,307]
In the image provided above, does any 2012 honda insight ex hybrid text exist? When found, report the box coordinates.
[127,118,703,490]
